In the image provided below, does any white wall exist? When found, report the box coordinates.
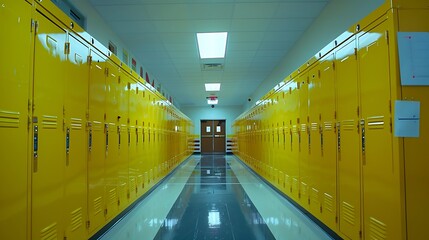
[181,106,242,136]
[243,0,385,112]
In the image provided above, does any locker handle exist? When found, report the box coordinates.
[337,123,341,161]
[105,124,109,151]
[118,126,121,149]
[361,119,366,165]
[308,127,311,154]
[136,128,138,144]
[320,126,324,157]
[66,127,70,166]
[128,128,131,146]
[89,128,92,152]
[66,127,70,154]
[33,125,39,172]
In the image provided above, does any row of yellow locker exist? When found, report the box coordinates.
[234,2,429,240]
[0,1,193,239]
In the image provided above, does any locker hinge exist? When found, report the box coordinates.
[86,220,90,229]
[87,55,92,65]
[390,118,393,133]
[104,209,108,216]
[359,230,363,239]
[389,101,392,113]
[127,82,131,90]
[334,111,337,120]
[335,216,338,223]
[357,106,360,117]
[30,19,35,33]
[64,42,70,55]
[318,70,321,78]
[354,48,358,59]
[105,67,109,77]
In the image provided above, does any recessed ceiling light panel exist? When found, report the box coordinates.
[197,32,228,59]
[205,83,221,91]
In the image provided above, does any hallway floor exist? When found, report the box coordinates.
[97,155,334,240]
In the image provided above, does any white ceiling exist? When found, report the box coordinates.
[88,0,330,107]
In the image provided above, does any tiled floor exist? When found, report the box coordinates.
[97,155,334,240]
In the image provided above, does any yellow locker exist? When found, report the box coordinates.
[128,82,139,201]
[63,33,89,240]
[0,1,32,239]
[289,80,300,201]
[297,73,310,209]
[358,20,403,239]
[104,59,120,220]
[87,49,107,234]
[116,69,129,211]
[319,56,337,229]
[308,65,323,219]
[32,9,67,240]
[335,39,362,240]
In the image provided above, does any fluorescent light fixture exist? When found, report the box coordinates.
[207,99,218,105]
[205,83,221,91]
[197,32,228,59]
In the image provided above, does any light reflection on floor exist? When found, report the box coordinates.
[97,155,334,240]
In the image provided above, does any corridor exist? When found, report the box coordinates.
[96,155,334,240]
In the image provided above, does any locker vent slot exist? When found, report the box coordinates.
[342,201,356,225]
[40,222,58,240]
[109,188,117,205]
[285,174,290,186]
[311,123,319,131]
[278,171,284,185]
[342,120,355,131]
[324,121,334,131]
[70,207,83,231]
[292,178,299,192]
[0,110,20,128]
[311,188,320,205]
[119,182,127,201]
[300,124,307,132]
[92,121,102,131]
[292,125,298,133]
[369,217,387,239]
[367,116,385,129]
[71,118,82,130]
[42,115,58,129]
[93,197,102,215]
[324,193,334,213]
[137,174,143,189]
[144,172,149,186]
[130,177,136,192]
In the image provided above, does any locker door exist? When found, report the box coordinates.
[336,39,361,240]
[105,60,120,220]
[319,56,337,229]
[63,34,89,239]
[289,81,300,201]
[87,50,106,234]
[0,1,32,239]
[298,74,310,209]
[117,72,129,210]
[308,66,323,219]
[32,11,67,240]
[128,82,139,200]
[358,22,401,239]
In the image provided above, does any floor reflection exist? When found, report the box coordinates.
[154,155,275,240]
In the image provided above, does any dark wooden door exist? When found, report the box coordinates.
[200,120,226,154]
